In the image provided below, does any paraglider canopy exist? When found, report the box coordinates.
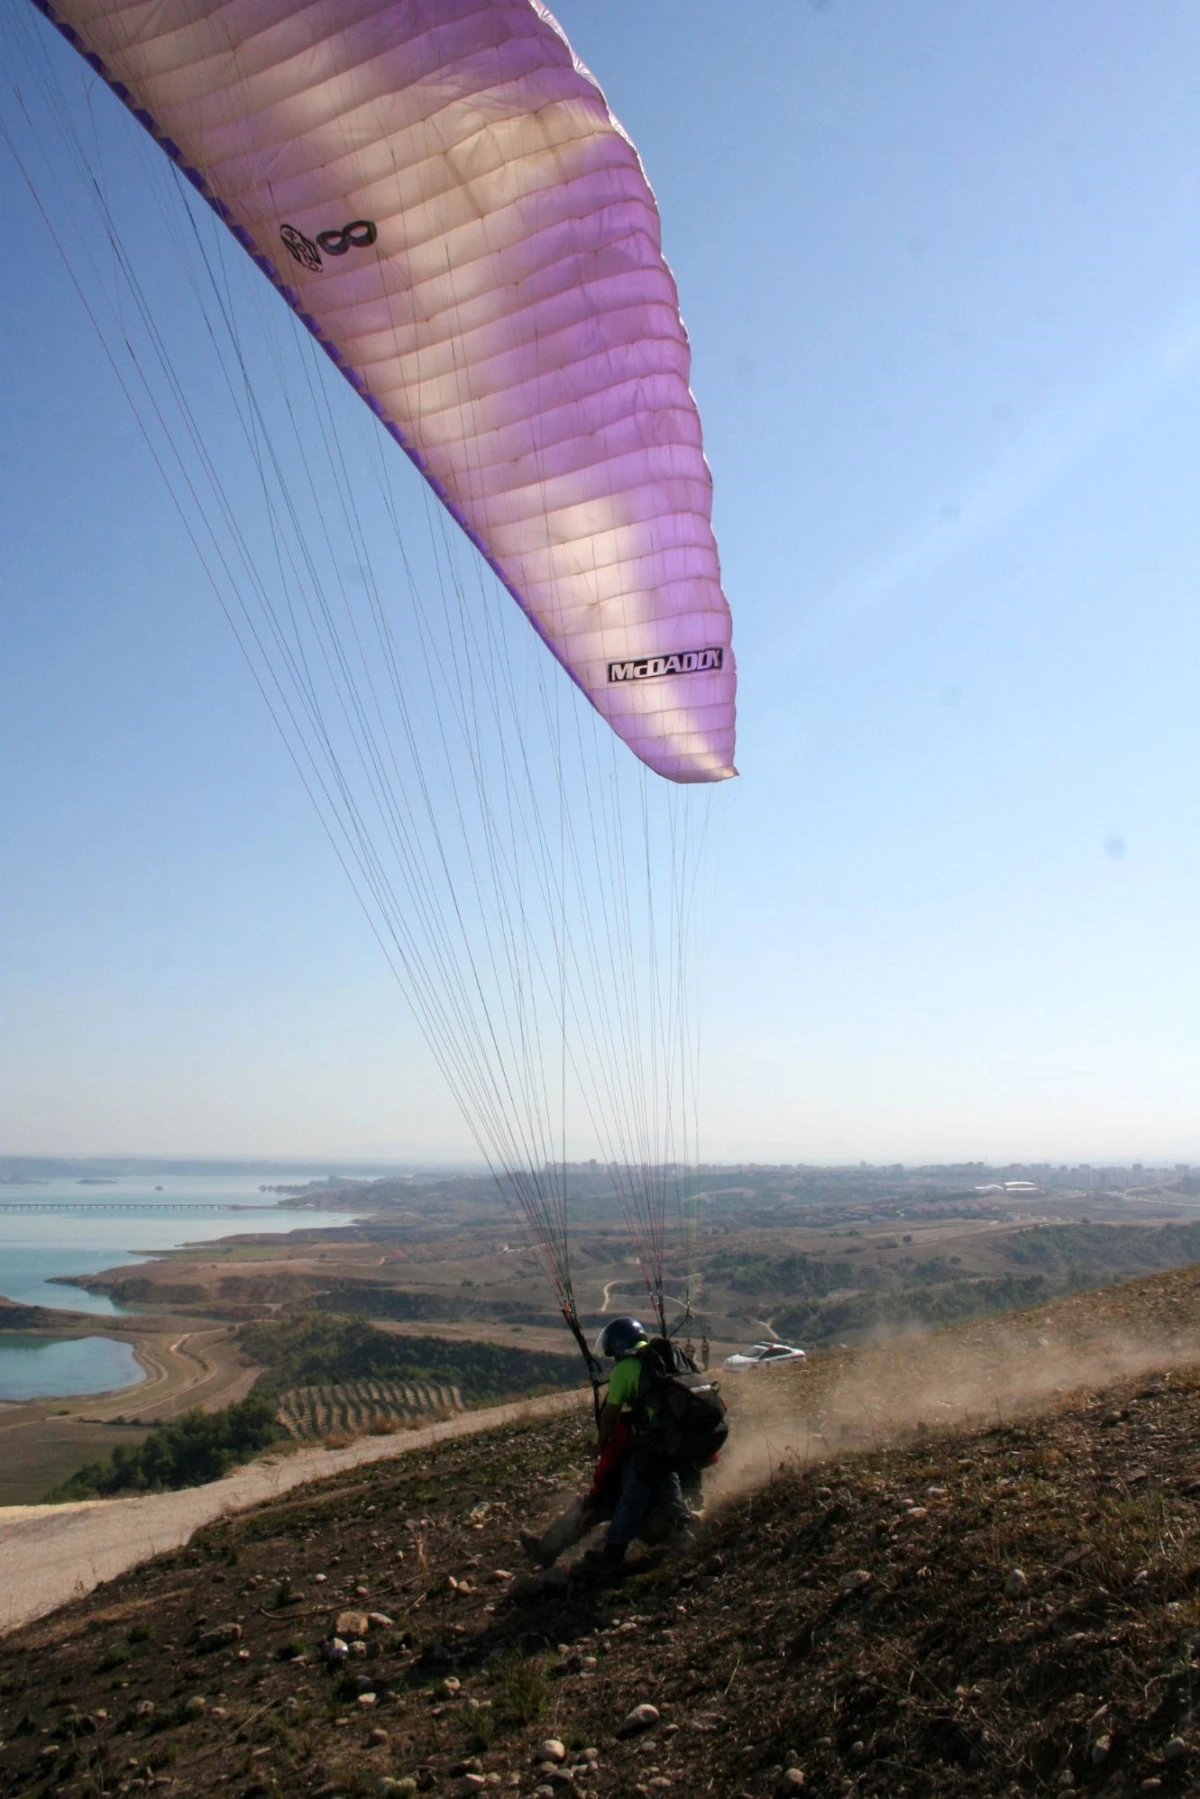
[35,0,736,782]
[17,0,730,1376]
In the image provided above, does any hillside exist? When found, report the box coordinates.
[237,1317,581,1406]
[6,1265,1200,1797]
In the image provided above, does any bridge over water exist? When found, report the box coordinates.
[0,1202,279,1214]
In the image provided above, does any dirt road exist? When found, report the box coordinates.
[0,1388,589,1636]
[0,1322,261,1505]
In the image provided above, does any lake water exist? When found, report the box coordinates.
[0,1171,360,1399]
[0,1333,143,1402]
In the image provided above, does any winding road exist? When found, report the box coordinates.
[0,1388,589,1637]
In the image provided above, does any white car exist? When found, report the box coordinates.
[723,1341,807,1371]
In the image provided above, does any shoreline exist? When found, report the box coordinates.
[0,1179,568,1504]
[0,1203,372,1402]
[0,1203,382,1502]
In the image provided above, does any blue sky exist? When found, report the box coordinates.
[2,0,1199,1164]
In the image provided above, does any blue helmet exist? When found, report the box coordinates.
[593,1316,645,1360]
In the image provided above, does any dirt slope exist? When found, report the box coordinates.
[6,1268,1200,1797]
[0,1392,587,1635]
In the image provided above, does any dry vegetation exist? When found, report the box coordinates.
[9,1166,1200,1512]
[57,1168,1200,1368]
[7,1265,1200,1796]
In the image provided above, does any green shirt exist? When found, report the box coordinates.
[606,1342,648,1410]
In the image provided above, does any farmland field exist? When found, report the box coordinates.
[277,1377,464,1441]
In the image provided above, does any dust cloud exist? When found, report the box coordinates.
[706,1271,1200,1507]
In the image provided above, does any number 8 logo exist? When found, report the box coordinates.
[316,219,378,257]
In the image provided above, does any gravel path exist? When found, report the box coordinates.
[0,1388,588,1635]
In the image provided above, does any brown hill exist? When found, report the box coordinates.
[6,1264,1200,1797]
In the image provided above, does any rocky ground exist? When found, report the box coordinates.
[7,1276,1200,1798]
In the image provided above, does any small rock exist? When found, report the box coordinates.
[849,1740,865,1759]
[449,1762,484,1778]
[778,1773,806,1792]
[1090,1734,1112,1765]
[355,1584,370,1597]
[839,1570,872,1593]
[325,1638,349,1661]
[1164,1737,1188,1761]
[336,1611,370,1639]
[368,1727,389,1746]
[619,1704,661,1738]
[135,1701,156,1718]
[441,1676,462,1699]
[348,1640,368,1657]
[925,1486,946,1498]
[368,1611,394,1629]
[182,1695,206,1719]
[236,1648,251,1662]
[315,1572,327,1583]
[377,1782,418,1798]
[196,1622,242,1653]
[1141,1782,1163,1792]
[905,1506,929,1521]
[357,1692,377,1707]
[537,1741,567,1766]
[1004,1569,1029,1596]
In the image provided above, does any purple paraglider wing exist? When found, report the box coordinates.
[38,0,736,783]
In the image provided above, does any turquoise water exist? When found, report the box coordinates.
[0,1333,143,1401]
[0,1171,360,1398]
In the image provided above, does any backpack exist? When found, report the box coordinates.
[630,1336,729,1479]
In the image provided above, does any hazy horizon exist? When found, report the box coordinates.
[1,1149,1193,1174]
